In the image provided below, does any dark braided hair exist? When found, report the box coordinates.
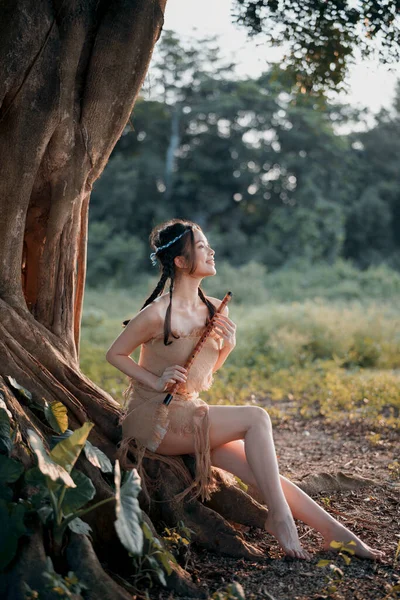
[122,219,216,345]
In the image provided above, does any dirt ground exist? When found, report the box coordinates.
[152,413,399,600]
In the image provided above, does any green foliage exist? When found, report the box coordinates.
[62,470,96,514]
[7,376,32,400]
[0,454,24,485]
[88,31,400,279]
[81,272,400,433]
[0,386,166,590]
[130,520,178,590]
[27,429,76,488]
[0,500,27,570]
[24,557,88,600]
[114,460,143,556]
[50,422,94,474]
[211,581,246,600]
[83,439,113,473]
[232,1,400,92]
[44,400,68,434]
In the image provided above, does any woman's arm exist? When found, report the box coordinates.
[105,304,163,390]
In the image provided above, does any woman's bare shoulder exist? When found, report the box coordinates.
[139,294,169,323]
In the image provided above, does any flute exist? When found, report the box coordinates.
[163,291,233,406]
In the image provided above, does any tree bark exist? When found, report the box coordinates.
[0,0,166,360]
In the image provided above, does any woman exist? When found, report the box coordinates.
[106,218,384,562]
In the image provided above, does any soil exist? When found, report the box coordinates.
[146,412,399,600]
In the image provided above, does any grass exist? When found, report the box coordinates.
[80,263,400,429]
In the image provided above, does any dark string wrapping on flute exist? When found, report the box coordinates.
[163,291,233,406]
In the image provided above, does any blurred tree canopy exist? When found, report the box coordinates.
[232,0,400,93]
[87,31,400,287]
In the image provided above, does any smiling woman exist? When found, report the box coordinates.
[105,218,385,563]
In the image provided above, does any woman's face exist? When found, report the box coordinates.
[190,228,216,277]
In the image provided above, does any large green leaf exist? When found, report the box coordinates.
[25,468,51,509]
[7,377,32,401]
[114,460,143,556]
[0,454,24,484]
[83,440,112,473]
[0,408,12,455]
[62,470,96,514]
[0,500,27,570]
[25,466,48,489]
[44,401,68,434]
[68,517,92,536]
[50,422,94,474]
[27,429,75,488]
[0,485,13,502]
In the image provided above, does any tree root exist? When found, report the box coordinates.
[296,471,379,495]
[73,457,205,597]
[204,468,269,529]
[66,533,133,600]
[153,461,264,560]
[140,512,207,598]
[5,525,54,600]
[246,471,379,505]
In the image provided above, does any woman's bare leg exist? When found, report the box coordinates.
[210,439,385,561]
[156,405,311,559]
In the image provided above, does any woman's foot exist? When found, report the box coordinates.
[322,522,386,561]
[265,510,312,560]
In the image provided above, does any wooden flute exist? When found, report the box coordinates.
[163,291,233,406]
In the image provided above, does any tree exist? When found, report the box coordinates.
[233,0,400,93]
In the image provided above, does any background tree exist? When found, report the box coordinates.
[89,32,400,280]
[232,0,400,93]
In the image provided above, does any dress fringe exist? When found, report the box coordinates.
[116,403,218,505]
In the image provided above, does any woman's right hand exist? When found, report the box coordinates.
[155,365,188,392]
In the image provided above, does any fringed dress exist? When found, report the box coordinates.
[118,325,223,503]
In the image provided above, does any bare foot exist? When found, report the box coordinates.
[322,523,386,561]
[265,510,312,560]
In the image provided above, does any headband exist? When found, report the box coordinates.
[150,229,190,266]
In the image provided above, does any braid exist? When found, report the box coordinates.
[198,287,217,324]
[163,256,179,345]
[121,269,168,327]
[140,270,168,311]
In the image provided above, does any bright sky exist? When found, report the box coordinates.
[159,0,399,130]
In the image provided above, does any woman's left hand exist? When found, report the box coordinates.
[211,314,236,349]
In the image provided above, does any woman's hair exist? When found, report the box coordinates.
[123,218,216,345]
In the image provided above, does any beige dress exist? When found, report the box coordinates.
[118,325,223,502]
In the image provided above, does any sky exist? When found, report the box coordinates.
[157,0,400,131]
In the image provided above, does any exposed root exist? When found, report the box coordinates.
[154,464,264,559]
[5,525,52,600]
[140,511,207,598]
[66,533,133,600]
[296,471,379,495]
[246,470,379,505]
[204,468,269,529]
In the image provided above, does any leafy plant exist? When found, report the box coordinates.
[211,582,246,600]
[0,381,146,576]
[25,423,115,549]
[127,520,180,591]
[24,556,88,599]
[161,520,194,568]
